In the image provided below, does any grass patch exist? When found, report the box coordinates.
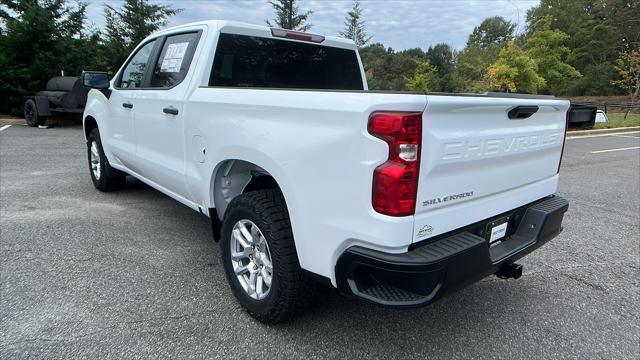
[594,112,640,129]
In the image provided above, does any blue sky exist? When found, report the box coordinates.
[85,0,540,50]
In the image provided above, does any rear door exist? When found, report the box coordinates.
[131,31,201,199]
[413,95,569,241]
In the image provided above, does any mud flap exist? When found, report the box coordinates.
[34,95,51,116]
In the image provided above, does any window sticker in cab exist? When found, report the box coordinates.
[160,42,189,73]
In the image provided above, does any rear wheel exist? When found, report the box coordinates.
[220,190,315,324]
[24,99,46,127]
[87,128,126,191]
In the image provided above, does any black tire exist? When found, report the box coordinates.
[221,190,315,324]
[87,128,126,191]
[24,99,46,127]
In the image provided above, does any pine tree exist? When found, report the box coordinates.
[265,0,312,31]
[0,0,90,113]
[103,0,182,72]
[340,0,371,47]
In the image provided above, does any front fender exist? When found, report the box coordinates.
[83,89,110,141]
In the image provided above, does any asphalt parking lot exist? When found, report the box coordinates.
[1,124,639,359]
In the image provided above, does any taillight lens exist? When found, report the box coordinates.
[368,112,422,216]
[558,110,569,173]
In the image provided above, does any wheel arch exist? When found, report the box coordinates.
[209,159,287,222]
[82,90,110,141]
[83,115,98,141]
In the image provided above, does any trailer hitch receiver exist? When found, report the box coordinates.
[495,261,523,279]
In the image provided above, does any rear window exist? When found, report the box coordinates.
[209,33,364,90]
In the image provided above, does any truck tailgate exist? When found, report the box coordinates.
[413,95,569,242]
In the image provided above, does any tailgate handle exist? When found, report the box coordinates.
[508,105,539,119]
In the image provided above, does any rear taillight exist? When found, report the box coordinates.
[368,111,422,217]
[558,110,569,173]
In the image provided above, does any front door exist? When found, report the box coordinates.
[106,39,158,169]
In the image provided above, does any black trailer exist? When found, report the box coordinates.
[23,76,89,127]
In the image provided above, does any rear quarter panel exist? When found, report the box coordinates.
[185,88,427,282]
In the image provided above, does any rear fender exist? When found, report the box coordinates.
[207,149,300,244]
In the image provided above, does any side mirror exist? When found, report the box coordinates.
[82,71,110,89]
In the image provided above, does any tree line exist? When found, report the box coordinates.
[357,0,639,98]
[0,0,638,115]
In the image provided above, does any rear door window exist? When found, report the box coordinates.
[210,33,364,90]
[150,32,200,88]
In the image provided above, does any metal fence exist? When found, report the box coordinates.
[571,101,640,118]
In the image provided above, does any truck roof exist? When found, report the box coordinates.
[150,20,358,50]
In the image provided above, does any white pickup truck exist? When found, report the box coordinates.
[82,20,569,323]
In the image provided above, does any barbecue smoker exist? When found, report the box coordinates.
[23,75,89,127]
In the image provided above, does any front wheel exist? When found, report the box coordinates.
[87,128,126,191]
[220,190,315,324]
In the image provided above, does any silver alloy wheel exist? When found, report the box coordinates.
[230,219,273,300]
[90,141,101,180]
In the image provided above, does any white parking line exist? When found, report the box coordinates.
[591,146,640,154]
[612,134,640,139]
[0,125,12,132]
[566,131,640,140]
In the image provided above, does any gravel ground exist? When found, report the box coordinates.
[1,124,638,359]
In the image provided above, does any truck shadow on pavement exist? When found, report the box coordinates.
[121,177,545,348]
[124,182,552,354]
